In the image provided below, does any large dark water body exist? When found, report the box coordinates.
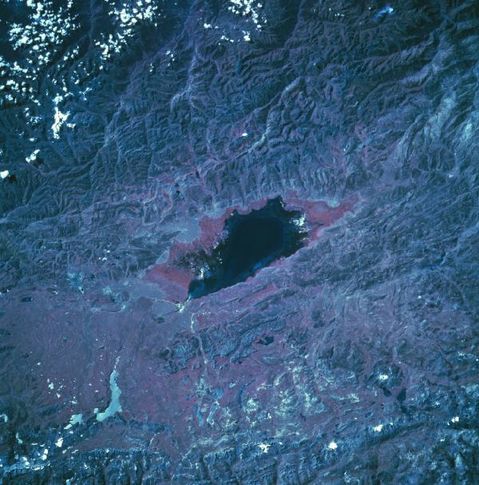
[0,0,479,483]
[189,197,306,298]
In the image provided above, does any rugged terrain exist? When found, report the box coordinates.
[0,0,478,483]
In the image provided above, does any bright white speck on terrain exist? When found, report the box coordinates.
[26,149,40,163]
[52,107,70,139]
[220,34,235,44]
[0,413,8,423]
[372,424,384,432]
[176,300,188,313]
[0,170,9,179]
[374,5,394,19]
[328,441,338,450]
[55,437,63,448]
[198,265,211,280]
[258,442,270,453]
[451,416,460,423]
[294,215,306,228]
[378,374,389,381]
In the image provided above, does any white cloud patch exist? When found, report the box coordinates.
[52,107,70,139]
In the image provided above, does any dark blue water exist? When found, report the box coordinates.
[189,198,306,298]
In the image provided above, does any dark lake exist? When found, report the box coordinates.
[189,197,306,298]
